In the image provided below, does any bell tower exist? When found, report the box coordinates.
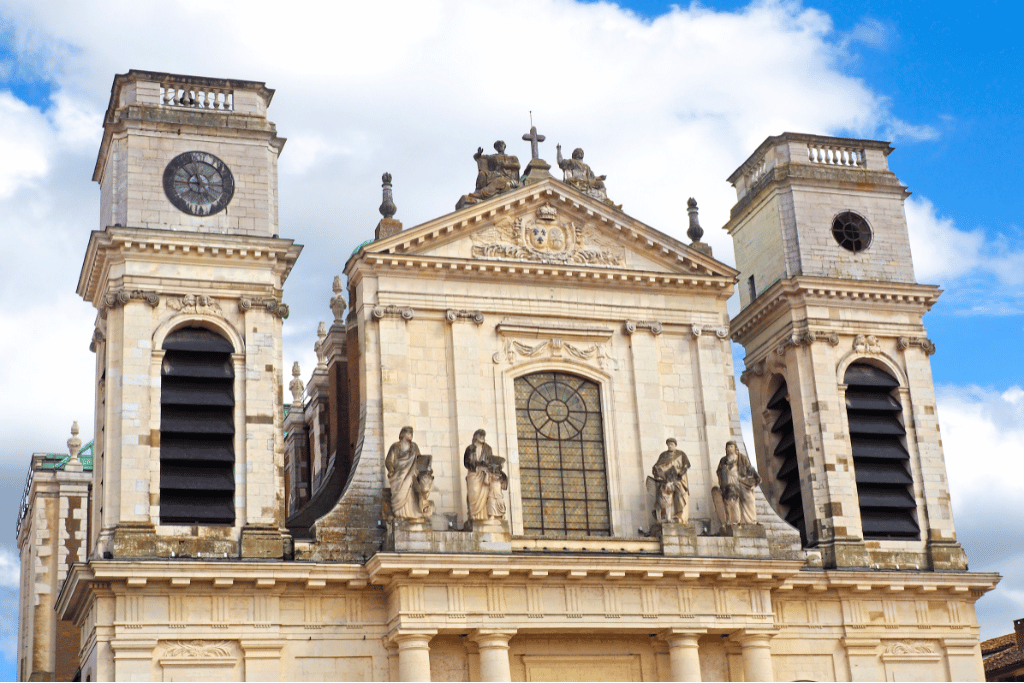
[78,71,302,559]
[726,133,967,571]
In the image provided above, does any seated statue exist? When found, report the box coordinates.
[384,426,433,521]
[650,438,690,524]
[456,141,521,209]
[712,441,761,527]
[464,429,508,522]
[556,144,615,206]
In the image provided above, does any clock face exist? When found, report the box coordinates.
[163,151,235,216]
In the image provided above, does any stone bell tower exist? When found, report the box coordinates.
[726,133,966,571]
[77,71,302,559]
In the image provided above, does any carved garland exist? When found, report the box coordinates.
[372,304,415,321]
[103,288,159,309]
[624,320,663,335]
[162,640,232,658]
[492,338,616,370]
[167,294,223,316]
[884,641,935,655]
[238,296,290,319]
[446,309,485,324]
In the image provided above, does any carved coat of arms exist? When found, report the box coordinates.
[470,204,624,266]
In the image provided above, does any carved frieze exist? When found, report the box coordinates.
[372,304,415,321]
[897,336,936,356]
[853,334,882,355]
[446,309,485,324]
[167,294,222,316]
[492,338,616,370]
[238,296,290,319]
[884,640,935,655]
[624,320,663,335]
[162,640,232,658]
[471,209,625,267]
[103,288,159,309]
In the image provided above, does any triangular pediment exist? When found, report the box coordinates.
[359,178,737,279]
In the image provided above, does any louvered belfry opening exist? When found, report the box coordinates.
[844,363,920,539]
[160,327,236,524]
[767,380,807,545]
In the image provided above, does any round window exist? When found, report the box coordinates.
[832,211,872,252]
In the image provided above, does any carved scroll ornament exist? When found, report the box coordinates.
[624,320,663,335]
[492,338,616,370]
[446,309,485,324]
[162,640,232,658]
[238,296,290,319]
[372,304,415,321]
[691,323,730,339]
[103,288,159,309]
[897,336,936,355]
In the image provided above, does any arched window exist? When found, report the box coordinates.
[160,327,235,524]
[766,379,807,545]
[514,372,610,536]
[844,363,919,539]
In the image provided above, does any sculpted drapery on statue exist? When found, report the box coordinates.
[464,429,508,522]
[384,426,434,520]
[712,440,761,526]
[650,438,690,524]
[556,144,617,207]
[456,141,521,210]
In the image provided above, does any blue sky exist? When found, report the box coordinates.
[1,0,1022,679]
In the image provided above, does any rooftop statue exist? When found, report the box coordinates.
[456,140,521,210]
[556,144,618,208]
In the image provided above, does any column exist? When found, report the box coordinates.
[943,638,984,682]
[733,630,775,682]
[392,630,436,682]
[469,629,515,682]
[240,639,286,682]
[663,629,704,681]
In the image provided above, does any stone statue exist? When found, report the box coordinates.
[384,426,433,520]
[456,141,521,209]
[464,429,507,522]
[712,441,761,526]
[650,438,690,524]
[556,144,614,206]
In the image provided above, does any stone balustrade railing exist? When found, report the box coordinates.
[807,143,864,167]
[745,157,769,189]
[160,83,234,111]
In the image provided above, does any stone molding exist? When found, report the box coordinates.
[102,288,160,309]
[898,336,937,356]
[624,320,663,335]
[371,304,415,321]
[445,309,485,324]
[238,296,289,319]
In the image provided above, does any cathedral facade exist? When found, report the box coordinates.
[18,70,998,681]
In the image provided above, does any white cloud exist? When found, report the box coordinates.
[905,196,985,283]
[0,91,51,199]
[0,548,19,590]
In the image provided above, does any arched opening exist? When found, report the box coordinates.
[766,378,807,545]
[160,326,235,524]
[844,363,919,539]
[514,371,610,536]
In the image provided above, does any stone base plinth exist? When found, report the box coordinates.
[656,522,699,556]
[387,518,513,553]
[240,525,287,559]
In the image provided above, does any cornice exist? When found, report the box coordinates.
[77,226,302,305]
[347,252,735,296]
[730,276,941,345]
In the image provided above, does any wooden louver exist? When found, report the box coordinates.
[160,327,235,524]
[844,363,919,539]
[767,381,807,545]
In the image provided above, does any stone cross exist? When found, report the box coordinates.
[522,125,546,160]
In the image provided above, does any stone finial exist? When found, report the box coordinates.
[330,276,346,323]
[289,362,304,408]
[686,197,713,256]
[375,172,403,240]
[686,198,704,242]
[315,321,328,369]
[67,421,82,462]
[379,172,397,219]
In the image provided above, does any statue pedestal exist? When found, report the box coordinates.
[656,522,699,556]
[468,519,512,553]
[388,518,434,552]
[697,522,771,558]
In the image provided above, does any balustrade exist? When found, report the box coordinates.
[160,83,234,111]
[807,143,864,167]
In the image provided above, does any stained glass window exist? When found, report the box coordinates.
[514,372,610,536]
